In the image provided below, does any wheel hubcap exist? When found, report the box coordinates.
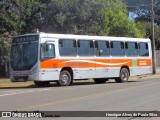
[121,70,128,81]
[61,73,69,84]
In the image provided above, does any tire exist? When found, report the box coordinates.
[94,78,107,84]
[34,81,50,87]
[115,68,129,83]
[57,70,72,86]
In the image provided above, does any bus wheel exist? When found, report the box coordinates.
[94,78,107,84]
[58,70,72,86]
[115,68,129,83]
[34,81,50,87]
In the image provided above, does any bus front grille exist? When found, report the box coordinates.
[14,76,29,81]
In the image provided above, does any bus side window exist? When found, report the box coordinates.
[110,41,125,56]
[59,39,77,56]
[125,42,138,57]
[95,41,110,56]
[138,42,149,56]
[78,40,94,56]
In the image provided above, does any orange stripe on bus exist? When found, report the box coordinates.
[40,60,58,68]
[40,59,152,69]
[137,59,152,66]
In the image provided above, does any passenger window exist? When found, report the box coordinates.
[125,42,138,56]
[59,39,77,56]
[41,44,55,60]
[77,40,94,56]
[110,41,125,56]
[138,42,149,56]
[95,41,110,56]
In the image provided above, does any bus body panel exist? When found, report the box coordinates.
[38,37,59,81]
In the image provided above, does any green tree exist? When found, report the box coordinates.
[0,0,44,77]
[124,0,160,49]
[38,0,145,37]
[102,0,146,37]
[0,0,22,76]
[38,0,104,35]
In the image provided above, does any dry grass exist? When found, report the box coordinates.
[0,74,159,89]
[0,78,33,88]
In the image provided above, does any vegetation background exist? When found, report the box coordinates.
[0,0,160,77]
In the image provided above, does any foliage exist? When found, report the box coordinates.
[124,0,160,25]
[38,0,104,35]
[0,0,44,76]
[124,0,160,50]
[37,0,145,37]
[102,0,145,37]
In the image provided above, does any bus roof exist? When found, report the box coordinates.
[17,32,151,42]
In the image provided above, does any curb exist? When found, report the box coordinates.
[130,74,160,81]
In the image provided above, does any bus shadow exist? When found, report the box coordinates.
[0,80,141,90]
[73,80,140,85]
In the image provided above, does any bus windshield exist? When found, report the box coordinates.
[10,36,39,71]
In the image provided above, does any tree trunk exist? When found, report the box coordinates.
[5,62,9,77]
[0,65,5,78]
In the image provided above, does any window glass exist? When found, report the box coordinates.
[41,44,55,60]
[110,41,125,56]
[59,39,77,56]
[139,42,149,56]
[11,42,38,70]
[78,40,94,56]
[125,42,138,56]
[95,41,110,56]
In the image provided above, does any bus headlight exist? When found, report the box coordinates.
[31,67,38,74]
[10,71,13,75]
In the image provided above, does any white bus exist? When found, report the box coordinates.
[10,33,152,86]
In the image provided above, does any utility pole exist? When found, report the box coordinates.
[151,0,156,74]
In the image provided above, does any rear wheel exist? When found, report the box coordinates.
[94,78,107,84]
[57,70,72,86]
[34,81,50,87]
[115,68,129,83]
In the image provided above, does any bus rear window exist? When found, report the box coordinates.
[138,42,149,56]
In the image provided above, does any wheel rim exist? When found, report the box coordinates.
[121,69,128,81]
[60,72,69,84]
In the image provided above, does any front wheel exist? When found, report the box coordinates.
[115,68,129,83]
[57,70,72,86]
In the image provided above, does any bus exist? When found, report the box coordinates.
[10,33,152,86]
